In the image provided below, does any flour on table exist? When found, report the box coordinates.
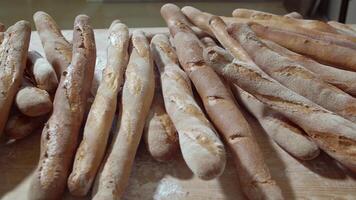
[153,178,188,200]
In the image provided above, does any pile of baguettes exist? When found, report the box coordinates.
[1,2,356,199]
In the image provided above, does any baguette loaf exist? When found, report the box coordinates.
[262,39,356,96]
[205,44,319,160]
[29,15,96,200]
[0,21,31,138]
[33,11,72,77]
[92,30,155,200]
[68,21,130,197]
[208,16,356,172]
[328,21,356,37]
[182,6,356,50]
[26,50,58,93]
[143,67,179,162]
[230,23,356,123]
[249,22,356,71]
[160,4,226,180]
[231,8,337,33]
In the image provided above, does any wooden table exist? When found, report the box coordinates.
[1,28,356,200]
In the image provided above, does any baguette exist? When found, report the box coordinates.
[92,30,155,200]
[262,39,356,96]
[204,44,319,160]
[0,21,31,138]
[284,12,303,19]
[160,4,226,180]
[207,16,356,172]
[231,8,336,33]
[182,7,356,50]
[248,22,356,71]
[29,15,96,200]
[33,11,72,77]
[143,67,179,162]
[5,111,48,140]
[68,21,130,197]
[328,21,356,37]
[16,86,52,117]
[26,50,58,93]
[230,23,356,123]
[151,33,226,180]
[232,85,320,160]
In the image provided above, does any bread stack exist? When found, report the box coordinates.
[1,3,356,200]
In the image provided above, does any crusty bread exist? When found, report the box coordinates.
[229,23,356,123]
[262,39,356,96]
[143,67,179,162]
[248,22,356,71]
[68,21,130,197]
[92,30,155,200]
[29,15,96,200]
[207,16,356,173]
[26,50,58,94]
[284,12,303,19]
[15,86,52,117]
[33,11,72,77]
[160,4,227,181]
[232,85,320,160]
[231,8,337,33]
[0,21,31,138]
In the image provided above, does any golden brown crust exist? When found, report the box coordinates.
[0,20,31,138]
[207,16,356,173]
[143,68,179,162]
[92,30,155,200]
[67,21,130,197]
[33,11,72,77]
[328,21,356,37]
[248,22,356,71]
[29,15,95,200]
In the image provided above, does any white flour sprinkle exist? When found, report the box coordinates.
[153,178,188,200]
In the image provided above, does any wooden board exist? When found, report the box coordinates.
[1,28,356,200]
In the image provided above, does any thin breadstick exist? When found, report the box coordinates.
[143,67,179,162]
[208,16,356,172]
[231,8,336,33]
[33,11,72,77]
[229,23,356,123]
[182,6,356,50]
[262,39,356,96]
[203,44,319,160]
[92,30,155,200]
[29,15,96,200]
[0,21,31,138]
[26,50,58,93]
[67,21,130,197]
[160,4,227,181]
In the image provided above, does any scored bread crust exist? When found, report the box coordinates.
[232,8,336,33]
[208,16,356,173]
[0,21,31,138]
[92,30,155,200]
[143,67,179,162]
[261,39,356,96]
[229,23,356,123]
[33,11,72,77]
[29,15,96,200]
[160,4,227,181]
[67,21,130,197]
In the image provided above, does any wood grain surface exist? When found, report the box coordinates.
[1,28,356,200]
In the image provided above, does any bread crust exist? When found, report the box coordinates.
[29,15,96,200]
